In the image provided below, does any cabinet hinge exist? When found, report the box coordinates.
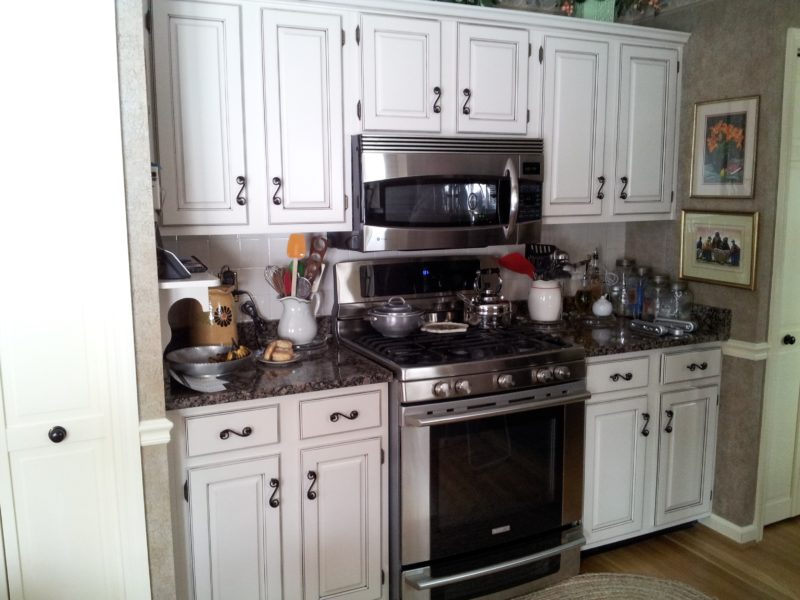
[538,45,543,64]
[183,480,189,503]
[528,43,532,57]
[677,60,681,74]
[356,25,360,45]
[342,29,345,46]
[671,191,674,203]
[710,489,713,501]
[527,109,530,123]
[381,448,385,464]
[381,569,385,585]
[357,100,362,120]
[717,394,720,406]
[344,194,349,211]
[145,8,152,33]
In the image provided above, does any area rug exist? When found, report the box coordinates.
[513,573,715,599]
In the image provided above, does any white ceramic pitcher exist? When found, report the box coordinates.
[277,295,321,345]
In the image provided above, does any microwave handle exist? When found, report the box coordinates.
[503,157,519,240]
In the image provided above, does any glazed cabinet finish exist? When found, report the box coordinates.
[153,0,248,226]
[168,383,388,600]
[583,346,720,549]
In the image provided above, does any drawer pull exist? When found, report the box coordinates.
[330,410,359,422]
[664,409,674,433]
[306,470,318,500]
[609,372,633,382]
[268,478,280,508]
[219,426,253,440]
[641,413,650,437]
[686,362,708,372]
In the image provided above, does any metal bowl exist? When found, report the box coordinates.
[165,345,253,377]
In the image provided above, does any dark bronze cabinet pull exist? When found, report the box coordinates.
[330,410,359,422]
[306,470,318,500]
[686,362,708,372]
[610,372,633,382]
[235,175,247,206]
[664,409,674,433]
[219,426,253,440]
[268,478,280,508]
[433,86,442,114]
[462,88,472,115]
[48,426,67,443]
[620,176,629,200]
[597,176,606,200]
[272,176,282,205]
[641,413,650,437]
[783,334,796,345]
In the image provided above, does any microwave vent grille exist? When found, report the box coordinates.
[358,135,543,155]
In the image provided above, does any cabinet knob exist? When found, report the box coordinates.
[783,334,796,345]
[48,426,67,443]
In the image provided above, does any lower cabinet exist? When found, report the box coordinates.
[583,346,720,549]
[168,383,388,600]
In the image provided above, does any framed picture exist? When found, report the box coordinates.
[690,96,759,198]
[680,210,758,289]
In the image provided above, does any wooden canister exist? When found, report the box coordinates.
[188,285,238,346]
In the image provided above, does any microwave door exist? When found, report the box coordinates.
[502,157,520,241]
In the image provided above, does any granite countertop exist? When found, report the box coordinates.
[164,305,730,410]
[165,342,393,411]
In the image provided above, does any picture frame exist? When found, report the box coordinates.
[679,210,758,289]
[689,96,759,198]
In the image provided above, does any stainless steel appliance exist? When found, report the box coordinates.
[328,136,543,252]
[333,256,588,600]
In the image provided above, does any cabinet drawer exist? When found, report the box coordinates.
[186,406,279,457]
[587,356,650,395]
[300,389,382,439]
[661,348,721,384]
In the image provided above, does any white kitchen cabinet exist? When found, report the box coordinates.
[361,15,442,132]
[168,383,388,600]
[262,9,347,227]
[153,0,249,226]
[583,345,720,549]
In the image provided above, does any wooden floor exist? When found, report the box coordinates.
[580,517,800,599]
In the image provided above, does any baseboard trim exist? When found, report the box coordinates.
[699,513,758,543]
[721,339,770,361]
[139,417,173,447]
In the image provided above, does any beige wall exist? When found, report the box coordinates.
[628,0,800,526]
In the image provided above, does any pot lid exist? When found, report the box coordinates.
[369,296,424,317]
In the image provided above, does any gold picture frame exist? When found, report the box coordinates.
[679,210,758,289]
[689,96,759,198]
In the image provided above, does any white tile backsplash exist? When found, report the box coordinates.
[239,236,270,268]
[539,223,627,271]
[208,236,242,270]
[175,236,211,267]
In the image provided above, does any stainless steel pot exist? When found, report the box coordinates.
[458,268,512,329]
[365,297,424,337]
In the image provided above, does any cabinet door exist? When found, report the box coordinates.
[153,0,248,226]
[188,456,283,600]
[361,15,441,132]
[541,37,608,217]
[613,45,678,215]
[583,396,649,545]
[262,10,345,226]
[456,24,529,134]
[301,438,383,600]
[655,385,718,526]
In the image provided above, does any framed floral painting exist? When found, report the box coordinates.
[690,96,759,198]
[679,210,758,289]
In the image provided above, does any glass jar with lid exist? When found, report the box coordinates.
[633,266,650,319]
[670,280,694,320]
[614,258,636,317]
[643,274,671,321]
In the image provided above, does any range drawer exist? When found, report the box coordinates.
[587,356,650,395]
[300,389,382,439]
[661,347,721,384]
[186,405,279,457]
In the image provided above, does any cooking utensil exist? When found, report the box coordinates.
[295,276,312,300]
[309,235,329,263]
[498,252,534,279]
[287,233,307,297]
[365,296,424,337]
[264,266,286,296]
[458,269,512,329]
[165,344,253,377]
[311,263,325,294]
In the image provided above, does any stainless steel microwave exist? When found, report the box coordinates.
[328,135,544,252]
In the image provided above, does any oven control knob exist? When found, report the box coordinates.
[433,381,451,398]
[454,379,471,395]
[553,365,572,381]
[497,374,515,389]
[534,368,554,384]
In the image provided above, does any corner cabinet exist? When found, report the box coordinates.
[582,346,720,549]
[168,383,388,600]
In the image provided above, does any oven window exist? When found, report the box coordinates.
[429,406,564,561]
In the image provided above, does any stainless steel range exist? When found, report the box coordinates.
[333,256,588,600]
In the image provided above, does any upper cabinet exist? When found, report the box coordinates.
[541,37,681,224]
[360,16,533,136]
[153,0,249,226]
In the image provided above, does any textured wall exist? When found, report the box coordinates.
[628,0,800,526]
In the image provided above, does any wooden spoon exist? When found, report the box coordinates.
[287,233,307,297]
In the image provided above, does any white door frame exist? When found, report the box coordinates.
[755,27,800,538]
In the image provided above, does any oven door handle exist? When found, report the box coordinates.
[404,392,591,427]
[502,157,519,241]
[403,535,586,591]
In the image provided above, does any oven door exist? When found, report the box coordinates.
[399,389,587,600]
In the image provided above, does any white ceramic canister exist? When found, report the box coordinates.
[528,280,562,322]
